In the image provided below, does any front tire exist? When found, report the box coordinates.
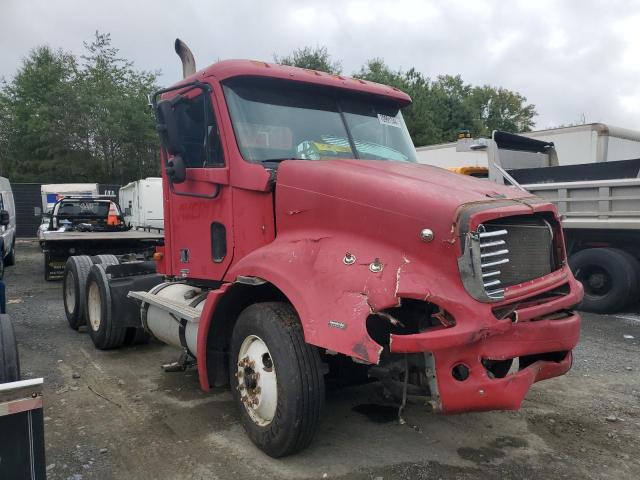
[230,302,324,457]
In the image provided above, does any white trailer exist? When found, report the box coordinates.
[524,123,640,165]
[416,123,640,169]
[119,178,163,231]
[41,183,98,212]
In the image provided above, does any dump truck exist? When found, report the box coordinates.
[62,39,583,457]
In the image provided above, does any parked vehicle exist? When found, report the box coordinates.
[41,196,162,280]
[0,177,17,278]
[63,40,583,457]
[1,305,46,479]
[524,123,640,165]
[417,123,640,168]
[119,178,163,231]
[41,183,99,212]
[419,130,640,313]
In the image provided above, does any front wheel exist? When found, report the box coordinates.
[230,302,325,457]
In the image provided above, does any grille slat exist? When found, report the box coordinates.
[480,249,509,259]
[476,216,556,300]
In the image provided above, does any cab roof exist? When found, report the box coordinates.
[181,59,412,106]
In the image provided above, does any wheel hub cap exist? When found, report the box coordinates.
[236,335,277,426]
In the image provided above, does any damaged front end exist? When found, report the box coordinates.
[231,160,583,415]
[369,205,583,414]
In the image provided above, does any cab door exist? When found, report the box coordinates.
[165,82,233,282]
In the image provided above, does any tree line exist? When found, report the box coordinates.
[0,35,536,184]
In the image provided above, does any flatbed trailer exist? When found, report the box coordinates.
[41,230,163,280]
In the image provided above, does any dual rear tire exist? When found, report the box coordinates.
[64,255,148,349]
[63,255,119,330]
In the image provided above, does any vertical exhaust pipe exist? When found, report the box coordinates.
[174,38,196,79]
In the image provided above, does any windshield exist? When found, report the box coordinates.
[223,77,417,163]
[56,200,118,218]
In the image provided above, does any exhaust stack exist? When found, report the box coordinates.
[174,38,196,79]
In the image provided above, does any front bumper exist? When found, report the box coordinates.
[389,271,582,414]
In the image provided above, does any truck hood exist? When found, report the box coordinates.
[276,159,534,227]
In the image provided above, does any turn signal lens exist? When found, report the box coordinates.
[153,252,164,261]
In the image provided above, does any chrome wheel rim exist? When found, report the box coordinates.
[87,281,101,332]
[236,335,277,426]
[65,271,75,314]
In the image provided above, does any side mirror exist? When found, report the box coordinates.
[0,210,10,226]
[166,155,187,184]
[156,99,183,156]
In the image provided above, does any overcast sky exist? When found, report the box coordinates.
[2,0,640,132]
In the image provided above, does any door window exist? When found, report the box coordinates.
[174,91,224,168]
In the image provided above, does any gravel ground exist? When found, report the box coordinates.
[5,239,640,480]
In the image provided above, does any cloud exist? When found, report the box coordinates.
[1,0,639,131]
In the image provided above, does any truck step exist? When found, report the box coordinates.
[128,291,201,323]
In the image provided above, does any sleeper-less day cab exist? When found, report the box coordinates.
[66,40,583,457]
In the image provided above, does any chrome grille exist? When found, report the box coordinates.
[477,216,556,299]
[478,228,509,299]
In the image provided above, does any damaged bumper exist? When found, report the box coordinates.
[389,272,582,414]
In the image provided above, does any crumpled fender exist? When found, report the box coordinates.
[225,230,466,364]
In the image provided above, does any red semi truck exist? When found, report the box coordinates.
[63,40,583,457]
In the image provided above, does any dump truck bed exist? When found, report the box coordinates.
[507,159,640,231]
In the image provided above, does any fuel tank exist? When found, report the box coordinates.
[141,283,207,355]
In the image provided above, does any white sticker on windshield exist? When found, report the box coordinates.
[377,114,401,128]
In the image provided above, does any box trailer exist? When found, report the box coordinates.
[41,183,99,212]
[119,178,163,231]
[524,123,640,165]
[416,123,640,169]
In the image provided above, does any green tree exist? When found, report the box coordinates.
[76,32,160,184]
[0,46,81,181]
[469,86,536,136]
[0,32,160,184]
[355,58,536,146]
[274,46,342,74]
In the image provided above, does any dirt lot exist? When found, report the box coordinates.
[5,239,640,479]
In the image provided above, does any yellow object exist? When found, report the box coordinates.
[448,166,489,177]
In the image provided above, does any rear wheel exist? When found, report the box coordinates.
[0,314,20,383]
[63,255,93,330]
[92,254,119,266]
[230,302,324,457]
[86,264,127,349]
[570,248,639,313]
